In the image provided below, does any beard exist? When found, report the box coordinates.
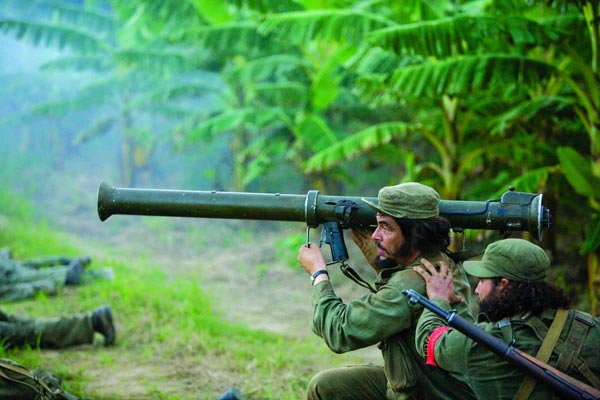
[478,285,509,322]
[374,257,398,270]
[373,240,413,270]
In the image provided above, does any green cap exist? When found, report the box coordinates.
[362,182,440,219]
[464,239,549,283]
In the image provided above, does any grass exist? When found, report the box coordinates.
[0,201,365,399]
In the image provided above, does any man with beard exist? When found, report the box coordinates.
[413,238,600,400]
[297,182,476,400]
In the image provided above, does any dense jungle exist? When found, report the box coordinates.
[0,1,599,399]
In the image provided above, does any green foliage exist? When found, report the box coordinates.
[488,96,576,134]
[0,189,33,223]
[371,55,556,99]
[557,146,600,199]
[1,0,598,313]
[255,82,310,108]
[259,9,394,45]
[493,166,557,196]
[191,0,233,25]
[224,54,309,84]
[368,15,547,57]
[0,19,109,53]
[187,22,271,57]
[0,216,81,261]
[583,215,600,253]
[304,121,418,172]
[230,0,303,13]
[41,54,112,72]
[276,231,306,268]
[182,107,286,143]
[240,134,290,187]
[73,116,117,145]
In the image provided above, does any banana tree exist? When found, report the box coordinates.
[159,1,402,192]
[263,3,556,199]
[553,0,600,314]
[0,0,212,186]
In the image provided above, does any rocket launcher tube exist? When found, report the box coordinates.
[97,181,551,240]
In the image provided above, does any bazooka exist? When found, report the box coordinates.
[97,181,551,240]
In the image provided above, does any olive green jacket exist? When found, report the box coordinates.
[311,250,475,400]
[415,300,600,400]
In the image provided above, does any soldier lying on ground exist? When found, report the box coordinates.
[0,305,116,348]
[0,247,113,302]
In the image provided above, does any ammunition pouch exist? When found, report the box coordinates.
[0,358,79,400]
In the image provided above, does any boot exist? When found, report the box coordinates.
[65,260,85,285]
[77,256,92,267]
[92,305,116,346]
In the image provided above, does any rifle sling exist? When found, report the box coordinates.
[512,308,569,400]
[339,263,376,293]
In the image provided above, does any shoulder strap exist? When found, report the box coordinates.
[556,311,600,389]
[339,262,376,293]
[496,318,514,345]
[512,309,569,400]
[0,359,56,397]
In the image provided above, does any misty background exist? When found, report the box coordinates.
[0,0,597,315]
[0,26,311,239]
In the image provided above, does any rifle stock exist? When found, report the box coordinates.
[403,289,600,400]
[97,181,551,240]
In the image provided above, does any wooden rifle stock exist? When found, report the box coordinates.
[514,349,600,399]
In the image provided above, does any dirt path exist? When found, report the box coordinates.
[62,211,382,363]
[16,179,382,398]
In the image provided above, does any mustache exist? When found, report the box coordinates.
[375,241,387,253]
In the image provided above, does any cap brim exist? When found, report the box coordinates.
[361,198,388,216]
[463,260,499,279]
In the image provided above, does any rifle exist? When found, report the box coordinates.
[402,289,600,400]
[97,181,551,265]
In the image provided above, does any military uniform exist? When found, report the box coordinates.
[0,305,116,349]
[416,301,600,399]
[0,250,73,302]
[415,238,600,400]
[0,250,101,302]
[0,309,95,349]
[309,250,475,400]
[0,258,69,302]
[300,182,477,400]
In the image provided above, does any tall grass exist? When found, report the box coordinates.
[0,193,363,399]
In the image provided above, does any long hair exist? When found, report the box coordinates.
[395,217,451,254]
[481,279,571,321]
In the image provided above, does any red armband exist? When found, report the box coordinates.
[425,326,450,367]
